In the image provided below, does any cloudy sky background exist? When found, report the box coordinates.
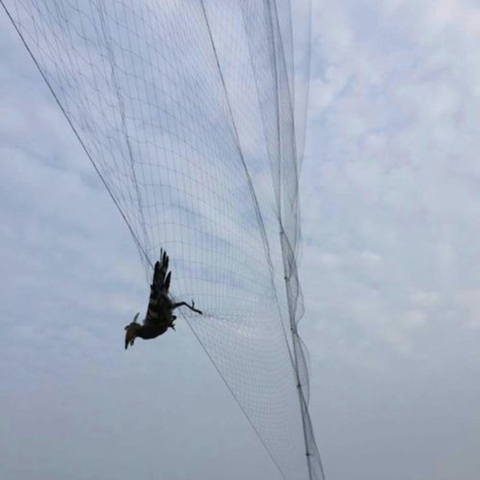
[2,1,480,479]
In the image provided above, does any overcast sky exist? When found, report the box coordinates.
[2,1,480,480]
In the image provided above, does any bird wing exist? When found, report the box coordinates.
[144,249,173,328]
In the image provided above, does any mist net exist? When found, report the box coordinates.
[2,0,325,478]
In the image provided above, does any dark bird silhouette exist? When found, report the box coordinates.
[124,249,202,349]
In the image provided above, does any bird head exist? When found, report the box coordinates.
[124,312,141,350]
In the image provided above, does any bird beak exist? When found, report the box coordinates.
[125,325,136,350]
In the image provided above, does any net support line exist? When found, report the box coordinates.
[266,0,325,477]
[200,1,324,479]
[197,2,296,476]
[97,0,151,258]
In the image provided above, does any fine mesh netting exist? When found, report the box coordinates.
[1,1,325,478]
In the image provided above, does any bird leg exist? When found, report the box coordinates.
[172,300,203,315]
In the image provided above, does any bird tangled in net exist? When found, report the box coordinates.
[125,249,203,350]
